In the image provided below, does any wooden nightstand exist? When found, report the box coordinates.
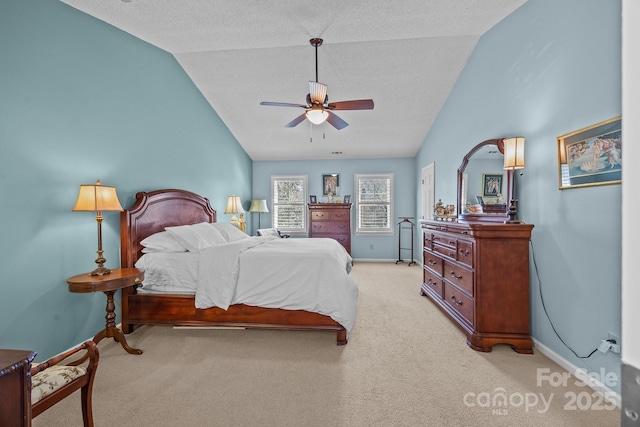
[67,268,144,356]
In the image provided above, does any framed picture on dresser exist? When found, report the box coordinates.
[343,195,351,204]
[309,195,317,203]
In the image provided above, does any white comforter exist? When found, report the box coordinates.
[138,236,358,331]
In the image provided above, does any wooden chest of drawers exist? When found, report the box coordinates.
[308,203,351,254]
[420,220,534,354]
[0,349,36,426]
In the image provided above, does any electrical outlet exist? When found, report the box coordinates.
[608,332,621,347]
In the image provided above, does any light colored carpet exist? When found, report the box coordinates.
[33,262,620,426]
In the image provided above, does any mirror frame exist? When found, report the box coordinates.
[457,138,512,222]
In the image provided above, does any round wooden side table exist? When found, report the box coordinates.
[67,267,144,356]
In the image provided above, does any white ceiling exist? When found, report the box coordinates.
[61,0,527,161]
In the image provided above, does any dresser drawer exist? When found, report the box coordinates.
[310,222,349,234]
[432,232,456,248]
[423,251,443,275]
[443,260,473,296]
[310,210,331,221]
[330,210,350,221]
[456,240,474,268]
[433,243,457,260]
[443,282,474,325]
[423,231,434,250]
[423,268,443,298]
[329,234,350,248]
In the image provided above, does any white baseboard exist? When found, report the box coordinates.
[532,337,621,407]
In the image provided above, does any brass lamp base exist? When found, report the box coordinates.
[91,250,111,276]
[505,198,522,224]
[91,266,112,276]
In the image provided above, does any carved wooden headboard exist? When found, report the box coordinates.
[120,189,217,268]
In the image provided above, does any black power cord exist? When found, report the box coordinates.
[530,239,598,358]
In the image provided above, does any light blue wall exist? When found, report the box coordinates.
[416,0,622,392]
[253,158,416,260]
[0,1,251,360]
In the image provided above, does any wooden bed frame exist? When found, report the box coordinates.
[119,189,348,345]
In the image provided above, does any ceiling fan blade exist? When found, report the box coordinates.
[308,81,328,104]
[326,111,349,130]
[327,99,374,110]
[284,113,308,128]
[260,101,307,108]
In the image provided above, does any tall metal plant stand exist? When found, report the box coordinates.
[396,217,415,266]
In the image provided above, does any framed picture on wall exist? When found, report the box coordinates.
[482,174,503,197]
[322,174,340,196]
[556,116,621,189]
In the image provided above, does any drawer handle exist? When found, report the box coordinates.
[450,271,463,280]
[428,259,437,266]
[448,252,455,258]
[450,295,463,306]
[459,249,470,257]
[448,240,455,245]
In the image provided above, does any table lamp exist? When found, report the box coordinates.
[503,137,525,224]
[224,195,245,230]
[248,199,269,231]
[72,179,124,275]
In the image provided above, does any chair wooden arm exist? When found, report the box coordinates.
[31,341,99,427]
[31,340,99,376]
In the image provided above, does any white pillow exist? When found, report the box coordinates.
[140,231,187,252]
[191,222,227,245]
[210,223,250,242]
[257,228,279,237]
[165,222,226,253]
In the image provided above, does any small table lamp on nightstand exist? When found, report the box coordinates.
[225,195,246,232]
[72,179,123,276]
[249,199,269,233]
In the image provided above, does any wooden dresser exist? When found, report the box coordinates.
[420,220,534,353]
[0,349,36,426]
[308,203,352,254]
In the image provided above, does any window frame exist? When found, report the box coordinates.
[354,173,394,235]
[270,175,308,235]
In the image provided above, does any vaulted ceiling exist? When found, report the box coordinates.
[61,0,527,161]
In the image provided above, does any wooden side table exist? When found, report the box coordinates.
[0,349,36,426]
[67,268,144,356]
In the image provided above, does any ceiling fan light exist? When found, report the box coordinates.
[306,108,329,125]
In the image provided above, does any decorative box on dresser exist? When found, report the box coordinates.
[308,203,351,254]
[420,219,534,354]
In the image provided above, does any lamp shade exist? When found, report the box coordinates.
[72,180,123,212]
[224,195,244,214]
[503,137,525,170]
[248,199,269,213]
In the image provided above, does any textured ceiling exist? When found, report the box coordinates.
[60,0,527,161]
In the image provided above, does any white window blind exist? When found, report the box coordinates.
[355,173,394,235]
[271,175,308,233]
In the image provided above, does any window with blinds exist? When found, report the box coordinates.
[355,173,394,235]
[271,175,308,233]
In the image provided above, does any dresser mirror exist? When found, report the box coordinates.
[457,138,512,222]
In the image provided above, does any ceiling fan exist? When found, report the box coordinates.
[260,38,374,130]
